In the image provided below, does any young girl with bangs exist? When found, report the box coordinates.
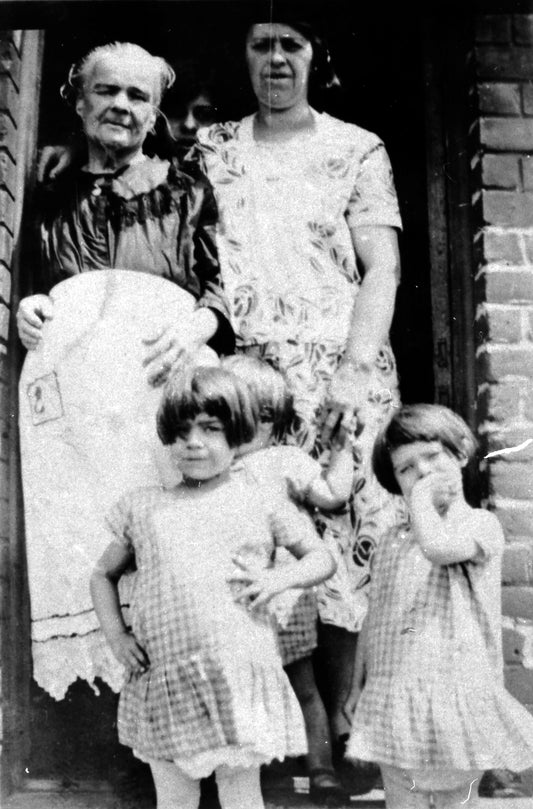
[345,404,533,808]
[90,366,335,809]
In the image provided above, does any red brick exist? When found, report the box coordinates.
[480,117,533,150]
[482,154,520,188]
[0,264,10,304]
[502,585,533,619]
[475,15,512,44]
[502,543,533,584]
[523,155,533,191]
[513,15,533,45]
[505,665,533,704]
[483,230,523,263]
[487,428,533,461]
[493,505,533,543]
[484,270,533,303]
[479,347,533,380]
[476,46,533,80]
[487,306,522,342]
[503,625,527,663]
[524,376,533,419]
[523,83,533,115]
[479,378,523,422]
[491,461,533,500]
[482,190,533,226]
[478,82,521,114]
[525,235,533,262]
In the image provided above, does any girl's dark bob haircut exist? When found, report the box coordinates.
[223,355,295,442]
[244,5,340,99]
[157,366,258,448]
[372,404,477,496]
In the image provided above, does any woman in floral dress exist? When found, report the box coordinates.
[194,12,404,758]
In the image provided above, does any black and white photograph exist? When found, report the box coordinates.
[1,1,533,807]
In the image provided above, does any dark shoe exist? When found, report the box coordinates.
[479,769,531,798]
[309,767,351,807]
[333,734,382,795]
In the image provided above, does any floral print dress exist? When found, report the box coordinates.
[195,111,404,632]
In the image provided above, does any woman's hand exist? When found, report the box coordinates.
[38,145,73,183]
[323,361,370,443]
[108,630,149,674]
[343,682,363,725]
[228,557,290,610]
[16,294,55,349]
[142,308,218,387]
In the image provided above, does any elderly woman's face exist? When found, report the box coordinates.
[76,53,158,154]
[246,23,313,111]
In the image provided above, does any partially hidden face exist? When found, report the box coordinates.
[76,53,158,153]
[391,440,465,504]
[168,92,217,144]
[246,23,313,110]
[170,413,235,481]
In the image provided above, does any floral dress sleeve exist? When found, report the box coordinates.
[346,140,403,230]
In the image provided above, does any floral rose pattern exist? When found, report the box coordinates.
[196,113,405,631]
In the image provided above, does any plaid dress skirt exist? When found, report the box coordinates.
[107,483,307,777]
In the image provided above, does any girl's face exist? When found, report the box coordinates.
[76,54,157,155]
[170,413,235,482]
[246,23,313,111]
[391,440,465,503]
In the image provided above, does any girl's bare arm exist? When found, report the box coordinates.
[90,540,149,672]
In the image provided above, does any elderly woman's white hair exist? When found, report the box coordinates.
[61,42,176,108]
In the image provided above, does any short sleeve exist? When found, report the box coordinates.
[268,497,319,550]
[105,492,136,552]
[346,141,402,230]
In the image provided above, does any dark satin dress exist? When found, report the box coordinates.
[38,153,234,355]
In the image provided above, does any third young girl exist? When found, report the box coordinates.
[345,404,533,808]
[90,366,335,809]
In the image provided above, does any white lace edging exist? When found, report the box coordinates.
[32,629,126,701]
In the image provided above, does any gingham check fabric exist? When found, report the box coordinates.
[347,515,533,772]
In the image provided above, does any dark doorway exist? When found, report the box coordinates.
[9,0,436,792]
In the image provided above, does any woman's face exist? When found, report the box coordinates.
[76,53,158,154]
[246,23,313,111]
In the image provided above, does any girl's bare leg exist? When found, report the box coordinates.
[216,765,264,809]
[149,759,201,809]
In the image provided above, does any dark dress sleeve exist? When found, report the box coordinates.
[174,157,235,356]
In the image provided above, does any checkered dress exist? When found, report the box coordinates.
[237,447,324,666]
[347,511,533,772]
[106,479,308,777]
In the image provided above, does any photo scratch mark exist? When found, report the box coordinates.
[484,439,533,459]
[460,778,479,804]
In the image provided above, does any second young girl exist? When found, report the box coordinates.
[90,366,335,809]
[345,404,533,808]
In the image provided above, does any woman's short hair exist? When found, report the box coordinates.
[156,366,258,448]
[223,355,295,441]
[372,404,478,495]
[60,42,175,108]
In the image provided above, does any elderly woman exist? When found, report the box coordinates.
[17,42,233,378]
[193,11,403,795]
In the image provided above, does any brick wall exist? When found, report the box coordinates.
[474,12,533,712]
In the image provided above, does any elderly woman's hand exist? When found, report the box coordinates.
[16,294,55,350]
[323,360,371,442]
[142,307,218,386]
